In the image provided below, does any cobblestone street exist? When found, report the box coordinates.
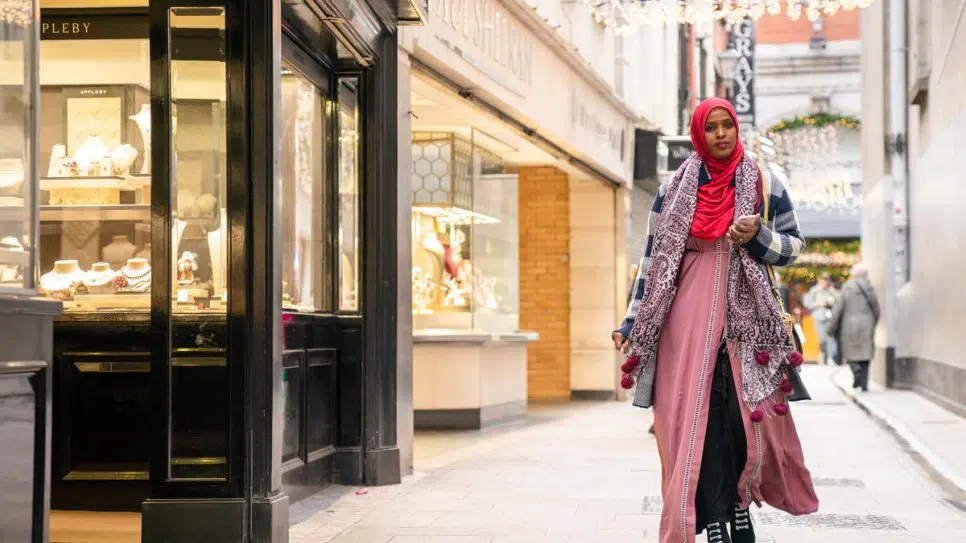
[290,366,966,542]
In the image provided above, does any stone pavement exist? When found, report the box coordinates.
[290,366,966,542]
[832,366,966,496]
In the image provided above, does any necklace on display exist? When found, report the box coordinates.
[121,266,151,281]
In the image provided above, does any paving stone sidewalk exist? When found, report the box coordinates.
[832,366,966,495]
[291,366,966,542]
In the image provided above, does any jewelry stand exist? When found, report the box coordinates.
[130,104,151,175]
[82,262,117,294]
[73,257,151,310]
[40,259,84,300]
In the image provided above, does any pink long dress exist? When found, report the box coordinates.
[652,236,819,543]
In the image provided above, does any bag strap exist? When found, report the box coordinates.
[760,170,779,296]
[855,281,877,320]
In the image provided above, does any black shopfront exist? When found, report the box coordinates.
[0,0,424,541]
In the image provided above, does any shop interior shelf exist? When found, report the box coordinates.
[0,246,28,266]
[40,204,151,222]
[0,206,27,222]
[40,175,151,191]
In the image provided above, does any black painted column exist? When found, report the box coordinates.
[360,30,401,487]
[246,0,289,539]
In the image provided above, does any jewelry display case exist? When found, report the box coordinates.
[410,129,520,334]
[0,22,34,292]
[35,50,229,313]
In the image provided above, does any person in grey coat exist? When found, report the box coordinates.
[827,263,880,391]
[804,273,839,364]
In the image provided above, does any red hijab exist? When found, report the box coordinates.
[688,98,745,241]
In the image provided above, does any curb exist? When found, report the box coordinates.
[831,372,966,495]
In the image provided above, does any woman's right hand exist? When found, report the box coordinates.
[612,331,627,351]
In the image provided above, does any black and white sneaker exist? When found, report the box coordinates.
[706,521,732,543]
[730,508,755,543]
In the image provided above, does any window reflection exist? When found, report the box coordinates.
[279,62,328,312]
[0,2,34,291]
[337,78,359,311]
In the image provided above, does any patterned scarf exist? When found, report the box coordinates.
[626,153,798,411]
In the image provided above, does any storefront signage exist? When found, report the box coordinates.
[39,12,149,41]
[662,137,694,173]
[413,0,634,183]
[571,88,625,160]
[430,0,533,87]
[729,18,756,128]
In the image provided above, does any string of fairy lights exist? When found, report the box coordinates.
[0,0,31,27]
[581,0,876,33]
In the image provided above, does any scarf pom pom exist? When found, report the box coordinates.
[750,408,765,423]
[788,351,804,367]
[755,351,770,365]
[621,355,641,374]
[620,374,634,390]
[780,378,794,394]
[774,403,789,416]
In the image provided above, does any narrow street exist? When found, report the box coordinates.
[290,366,966,542]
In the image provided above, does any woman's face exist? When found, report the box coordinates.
[704,108,738,160]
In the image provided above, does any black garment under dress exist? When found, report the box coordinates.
[694,342,749,533]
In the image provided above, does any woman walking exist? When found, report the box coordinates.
[612,98,818,543]
[828,263,880,392]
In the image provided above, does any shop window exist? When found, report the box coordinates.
[0,2,36,292]
[168,6,228,480]
[410,129,519,333]
[337,77,359,312]
[34,6,152,309]
[280,61,329,312]
[169,8,228,315]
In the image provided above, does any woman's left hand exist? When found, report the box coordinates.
[728,215,761,245]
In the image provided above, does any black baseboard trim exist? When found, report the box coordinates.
[571,390,615,401]
[142,498,246,543]
[334,447,363,486]
[894,356,966,418]
[365,446,401,486]
[414,400,527,430]
[282,449,334,504]
[252,493,290,543]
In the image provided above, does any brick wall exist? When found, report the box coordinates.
[519,166,571,401]
[756,11,861,44]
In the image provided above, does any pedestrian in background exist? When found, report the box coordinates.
[828,263,880,392]
[804,273,839,364]
[612,98,818,543]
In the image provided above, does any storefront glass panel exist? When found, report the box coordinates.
[280,60,329,312]
[167,5,228,481]
[337,77,359,311]
[411,128,519,333]
[0,0,36,292]
[34,6,151,309]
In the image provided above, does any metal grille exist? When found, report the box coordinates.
[642,496,905,531]
[756,512,905,531]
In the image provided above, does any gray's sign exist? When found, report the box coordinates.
[729,18,756,128]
